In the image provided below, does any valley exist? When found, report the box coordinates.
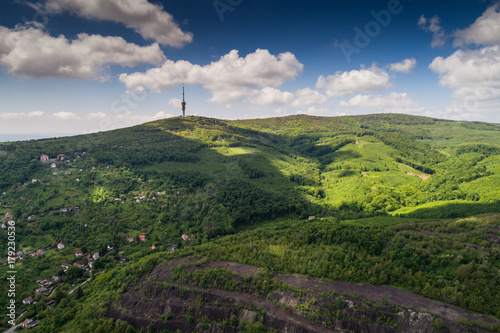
[0,114,499,332]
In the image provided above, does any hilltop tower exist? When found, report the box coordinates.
[181,85,186,117]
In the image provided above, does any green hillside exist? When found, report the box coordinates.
[0,114,499,332]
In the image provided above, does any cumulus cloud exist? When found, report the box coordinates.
[429,46,500,89]
[389,58,417,73]
[249,87,294,105]
[31,0,192,47]
[120,49,303,103]
[340,92,425,113]
[315,65,391,98]
[29,111,44,117]
[296,106,328,115]
[0,25,165,79]
[418,15,447,47]
[52,111,79,120]
[429,45,500,120]
[152,111,173,119]
[454,3,500,47]
[290,88,328,107]
[87,112,107,119]
[0,111,44,119]
[168,98,182,108]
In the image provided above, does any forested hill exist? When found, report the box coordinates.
[1,114,499,228]
[0,114,499,332]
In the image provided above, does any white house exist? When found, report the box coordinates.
[93,252,99,260]
[57,243,65,250]
[40,155,49,162]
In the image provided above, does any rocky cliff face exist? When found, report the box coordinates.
[108,259,497,332]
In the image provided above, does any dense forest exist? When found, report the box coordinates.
[0,114,499,332]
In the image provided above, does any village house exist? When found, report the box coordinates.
[35,286,48,293]
[75,250,84,257]
[73,262,84,268]
[31,178,37,183]
[5,212,13,219]
[38,279,52,287]
[139,233,146,242]
[57,243,65,250]
[0,223,5,229]
[22,296,34,305]
[61,263,70,271]
[52,276,61,282]
[308,216,316,220]
[57,154,66,161]
[22,318,37,328]
[45,300,56,307]
[167,244,177,251]
[40,154,49,162]
[35,249,46,256]
[51,163,57,168]
[93,252,99,260]
[182,234,189,240]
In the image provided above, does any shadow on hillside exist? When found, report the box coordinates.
[397,201,500,219]
[69,120,328,233]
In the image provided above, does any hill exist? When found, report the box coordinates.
[0,114,499,332]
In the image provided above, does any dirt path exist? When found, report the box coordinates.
[407,171,430,180]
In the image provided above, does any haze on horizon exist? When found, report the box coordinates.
[1,0,500,141]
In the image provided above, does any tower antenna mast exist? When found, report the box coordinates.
[181,84,186,117]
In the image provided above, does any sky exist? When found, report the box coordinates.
[0,0,499,141]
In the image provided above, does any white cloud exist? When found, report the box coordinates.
[52,111,79,120]
[429,45,500,121]
[168,98,182,108]
[0,112,24,119]
[418,15,447,47]
[249,87,294,105]
[0,111,44,119]
[87,112,107,119]
[152,111,173,119]
[340,92,425,113]
[0,25,165,79]
[389,58,417,73]
[454,3,500,47]
[296,106,328,115]
[290,88,328,107]
[32,0,193,47]
[429,46,500,89]
[315,65,391,97]
[120,49,303,103]
[28,111,44,117]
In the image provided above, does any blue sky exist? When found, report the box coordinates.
[0,0,499,140]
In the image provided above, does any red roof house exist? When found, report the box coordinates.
[23,296,34,305]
